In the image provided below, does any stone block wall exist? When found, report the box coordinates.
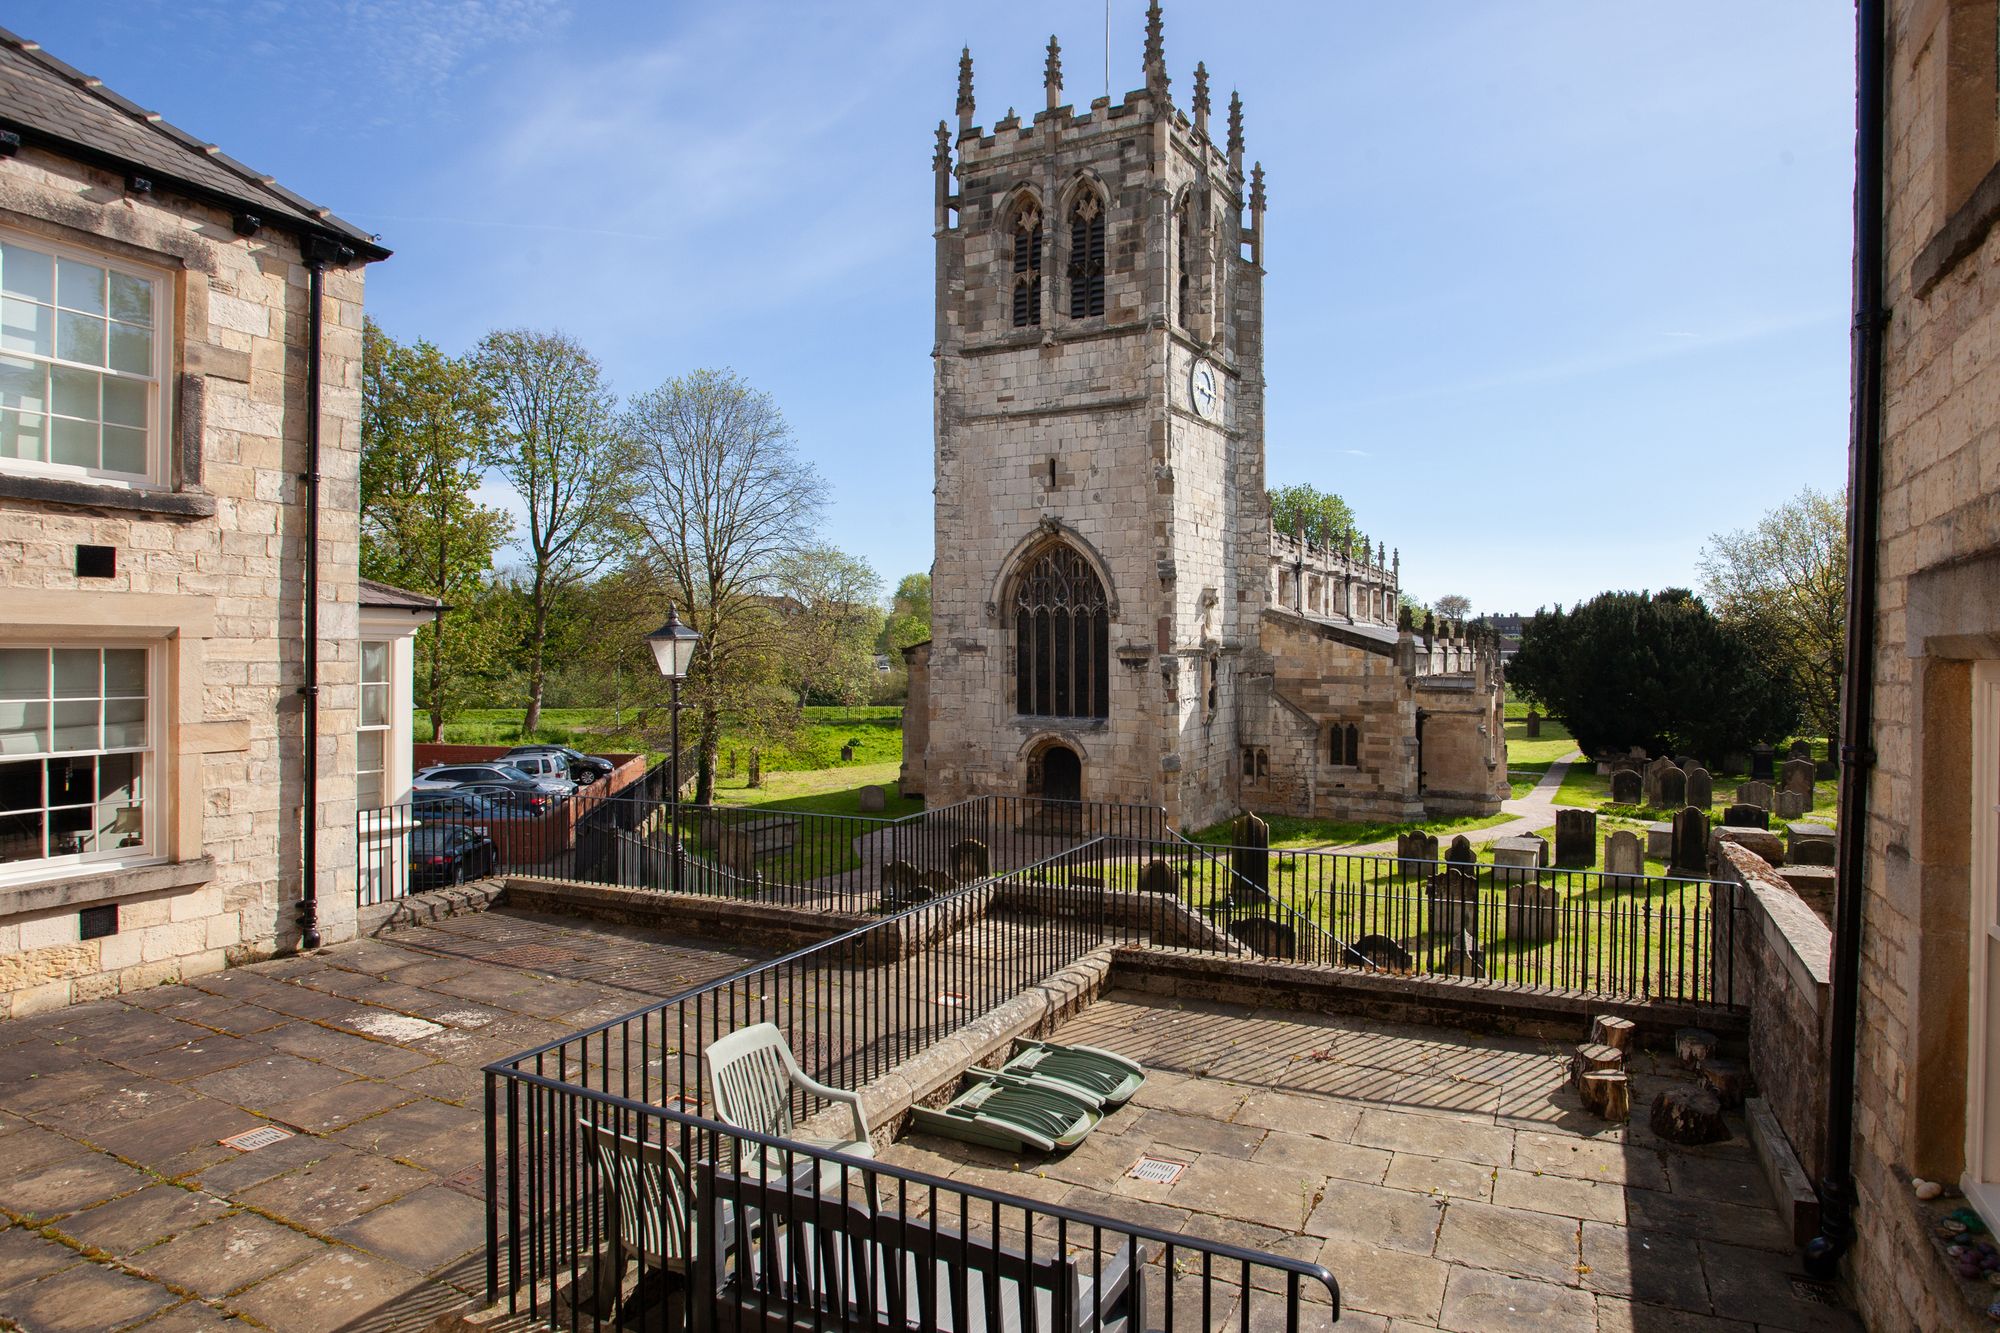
[0,146,367,1017]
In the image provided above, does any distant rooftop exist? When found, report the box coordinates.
[359,578,444,612]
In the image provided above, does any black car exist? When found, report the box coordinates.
[412,789,528,823]
[505,744,615,783]
[450,781,559,817]
[408,825,499,888]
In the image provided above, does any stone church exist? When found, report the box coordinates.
[900,5,1506,831]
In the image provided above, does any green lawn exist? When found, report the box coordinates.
[423,704,907,775]
[708,760,920,819]
[1186,809,1515,851]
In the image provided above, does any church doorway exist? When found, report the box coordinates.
[1037,743,1082,804]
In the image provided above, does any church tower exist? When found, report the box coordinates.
[916,4,1268,829]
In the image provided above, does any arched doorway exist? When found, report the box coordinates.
[1038,743,1082,804]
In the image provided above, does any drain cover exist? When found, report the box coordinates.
[220,1126,293,1153]
[1788,1277,1840,1305]
[1128,1155,1187,1185]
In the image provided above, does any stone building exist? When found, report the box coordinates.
[901,4,1505,829]
[0,30,388,1017]
[1826,0,2000,1326]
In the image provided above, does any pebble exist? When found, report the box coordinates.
[1915,1178,1944,1201]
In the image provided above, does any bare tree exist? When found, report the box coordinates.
[476,329,635,734]
[623,369,827,800]
[1434,593,1473,621]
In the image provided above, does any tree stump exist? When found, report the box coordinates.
[1700,1056,1751,1109]
[1570,1042,1624,1090]
[1674,1027,1718,1070]
[1650,1086,1729,1145]
[1579,1071,1631,1122]
[1590,1015,1636,1054]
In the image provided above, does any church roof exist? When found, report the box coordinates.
[1266,605,1402,656]
[0,27,390,261]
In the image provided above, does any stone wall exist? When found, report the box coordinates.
[1844,2,2000,1327]
[0,146,367,1017]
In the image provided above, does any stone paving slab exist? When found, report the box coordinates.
[0,908,768,1331]
[880,989,1862,1332]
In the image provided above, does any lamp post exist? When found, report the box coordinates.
[647,608,700,892]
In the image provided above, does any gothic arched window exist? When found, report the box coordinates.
[1012,543,1109,718]
[1068,191,1107,319]
[1009,200,1042,328]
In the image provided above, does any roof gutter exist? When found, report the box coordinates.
[1804,0,1886,1278]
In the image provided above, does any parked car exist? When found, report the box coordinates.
[412,789,529,823]
[416,762,573,799]
[408,824,499,888]
[505,744,615,784]
[496,750,585,793]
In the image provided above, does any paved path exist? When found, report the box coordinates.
[1325,751,1584,856]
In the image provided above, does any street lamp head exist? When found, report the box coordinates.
[647,607,701,680]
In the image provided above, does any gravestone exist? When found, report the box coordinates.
[1525,709,1542,738]
[1350,934,1413,970]
[857,785,887,813]
[1231,813,1270,903]
[1610,770,1643,805]
[1604,829,1644,887]
[1645,821,1675,859]
[948,838,990,882]
[1444,834,1477,868]
[1787,822,1837,865]
[1656,765,1687,811]
[1781,759,1817,804]
[1492,836,1547,885]
[1228,917,1296,960]
[1427,868,1481,936]
[1505,882,1559,942]
[1642,757,1678,807]
[717,828,759,877]
[1775,790,1808,820]
[1789,740,1812,761]
[1751,744,1775,780]
[1396,831,1440,874]
[879,860,928,909]
[1722,804,1770,829]
[839,744,854,762]
[1136,859,1178,894]
[1554,808,1598,867]
[1685,767,1713,811]
[1721,752,1750,776]
[1434,929,1486,979]
[1671,807,1709,876]
[1735,781,1774,810]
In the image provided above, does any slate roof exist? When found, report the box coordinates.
[359,578,444,612]
[0,27,389,261]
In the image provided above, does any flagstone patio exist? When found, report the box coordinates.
[0,910,768,1333]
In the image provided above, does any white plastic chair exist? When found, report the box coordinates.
[581,1121,695,1317]
[704,1022,873,1192]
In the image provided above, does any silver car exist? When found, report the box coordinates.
[415,761,575,799]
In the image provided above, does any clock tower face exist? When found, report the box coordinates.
[1188,359,1220,421]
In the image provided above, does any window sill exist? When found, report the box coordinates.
[0,856,216,918]
[1914,156,2000,298]
[0,472,216,519]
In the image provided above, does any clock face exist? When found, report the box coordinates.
[1188,360,1220,420]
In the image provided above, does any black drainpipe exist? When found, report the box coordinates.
[296,237,352,950]
[1804,0,1885,1278]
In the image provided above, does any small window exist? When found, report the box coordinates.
[1328,723,1360,768]
[1204,655,1217,718]
[1176,195,1195,331]
[1068,192,1106,319]
[0,232,171,486]
[358,640,390,809]
[1242,747,1268,785]
[1010,201,1042,328]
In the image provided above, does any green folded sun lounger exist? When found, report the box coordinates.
[908,1072,1102,1154]
[999,1041,1145,1110]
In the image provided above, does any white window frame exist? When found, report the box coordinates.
[357,639,391,811]
[0,227,175,489]
[1967,660,2000,1227]
[0,642,164,886]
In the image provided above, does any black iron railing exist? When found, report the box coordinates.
[484,841,1340,1330]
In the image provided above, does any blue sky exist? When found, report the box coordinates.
[19,2,1855,615]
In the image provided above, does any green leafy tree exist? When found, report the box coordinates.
[1697,486,1847,748]
[771,545,884,706]
[622,369,828,801]
[475,328,638,735]
[1435,593,1472,621]
[1267,483,1358,547]
[360,321,511,741]
[880,572,932,656]
[1508,589,1799,758]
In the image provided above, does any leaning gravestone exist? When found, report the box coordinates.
[1722,804,1770,829]
[1136,859,1177,894]
[1671,807,1709,876]
[1735,780,1774,811]
[1610,770,1643,805]
[1231,813,1270,903]
[1685,766,1713,812]
[1434,929,1487,979]
[948,838,990,882]
[1504,882,1559,942]
[1645,821,1675,859]
[1775,790,1808,820]
[1397,831,1440,876]
[1444,834,1477,868]
[1427,868,1481,937]
[1781,759,1817,804]
[1656,765,1687,811]
[857,784,887,813]
[1554,808,1598,867]
[1605,829,1644,887]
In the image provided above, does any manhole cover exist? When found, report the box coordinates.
[220,1126,293,1153]
[1788,1277,1840,1305]
[1128,1155,1187,1185]
[487,943,580,969]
